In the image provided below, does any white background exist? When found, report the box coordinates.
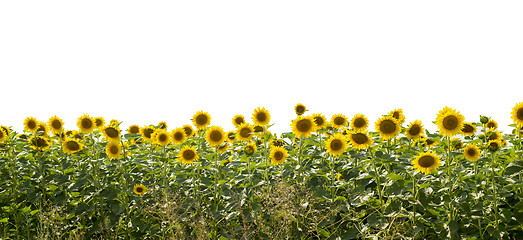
[1,1,522,135]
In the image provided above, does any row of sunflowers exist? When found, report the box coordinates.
[0,103,522,239]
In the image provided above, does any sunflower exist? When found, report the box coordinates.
[388,109,405,124]
[77,114,95,134]
[221,157,233,167]
[348,131,373,150]
[105,141,122,159]
[62,138,84,154]
[451,137,463,150]
[236,123,254,142]
[291,116,316,138]
[193,110,211,129]
[325,133,348,156]
[485,119,498,130]
[412,151,441,174]
[217,143,230,153]
[487,130,503,141]
[48,115,64,135]
[181,124,194,138]
[141,126,155,141]
[271,138,285,148]
[154,129,171,146]
[463,144,480,161]
[270,146,288,165]
[422,137,438,148]
[133,184,147,195]
[24,117,39,133]
[350,114,369,131]
[436,107,465,137]
[487,139,502,152]
[232,114,246,128]
[206,126,225,147]
[375,116,400,139]
[127,124,140,134]
[171,128,187,145]
[226,131,236,142]
[461,122,476,136]
[94,117,105,129]
[331,114,348,129]
[158,121,168,129]
[245,142,257,155]
[178,146,198,164]
[252,107,271,126]
[29,136,50,151]
[311,113,327,129]
[511,102,523,125]
[0,128,7,142]
[294,103,307,115]
[253,125,264,134]
[36,122,49,136]
[405,120,424,140]
[1,126,9,136]
[17,134,28,140]
[109,119,120,127]
[102,125,121,142]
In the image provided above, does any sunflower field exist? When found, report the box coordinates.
[1,104,523,239]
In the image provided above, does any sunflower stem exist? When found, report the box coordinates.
[214,146,220,210]
[297,136,305,185]
[411,171,418,228]
[490,152,499,228]
[330,154,336,198]
[446,136,455,222]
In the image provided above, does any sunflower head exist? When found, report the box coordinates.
[182,124,195,138]
[486,119,498,130]
[511,102,523,125]
[311,113,327,129]
[62,138,84,155]
[36,122,49,137]
[157,121,168,129]
[331,114,348,129]
[77,114,95,134]
[94,117,105,129]
[245,142,257,155]
[252,107,271,126]
[388,109,405,124]
[451,137,463,150]
[226,131,236,142]
[232,114,246,128]
[133,184,147,195]
[463,144,480,161]
[109,119,120,127]
[487,131,503,141]
[461,122,476,136]
[102,126,121,142]
[271,139,285,148]
[206,126,225,147]
[236,123,254,142]
[350,114,369,131]
[154,129,171,146]
[349,131,373,150]
[140,126,155,141]
[325,133,348,156]
[29,136,50,151]
[217,143,230,153]
[127,124,140,134]
[487,139,502,152]
[24,117,39,133]
[436,107,465,137]
[412,151,441,174]
[270,146,288,165]
[178,146,198,164]
[0,128,7,142]
[105,141,122,159]
[294,103,307,115]
[171,128,187,145]
[375,116,400,140]
[291,116,316,138]
[406,120,424,140]
[193,110,211,129]
[48,115,64,135]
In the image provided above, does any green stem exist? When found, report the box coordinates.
[330,154,336,197]
[297,136,305,185]
[446,136,454,222]
[490,152,499,227]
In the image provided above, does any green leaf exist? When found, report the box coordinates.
[513,201,523,224]
[30,209,40,216]
[317,228,330,237]
[0,218,8,223]
[387,173,402,181]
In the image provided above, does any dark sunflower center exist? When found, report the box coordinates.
[159,123,167,129]
[418,156,435,168]
[105,127,119,138]
[109,145,119,154]
[210,131,222,142]
[353,118,366,128]
[488,132,499,141]
[183,127,193,137]
[296,119,312,132]
[34,138,48,148]
[183,150,195,160]
[462,124,474,133]
[136,187,144,193]
[489,141,500,149]
[27,120,36,129]
[95,119,103,127]
[314,117,324,126]
[51,120,62,130]
[195,114,208,126]
[143,128,154,138]
[330,139,343,151]
[256,112,267,123]
[333,117,345,126]
[37,125,46,133]
[408,124,421,136]
[296,106,305,115]
[254,126,263,133]
[240,128,251,138]
[517,108,523,120]
[81,118,93,129]
[379,120,397,134]
[246,146,255,154]
[351,133,368,145]
[234,117,244,125]
[0,131,4,138]
[466,148,477,156]
[66,141,80,151]
[159,133,167,142]
[392,112,400,120]
[129,126,139,134]
[227,132,235,140]
[174,132,184,141]
[486,122,496,129]
[426,139,434,145]
[442,115,458,130]
[274,151,284,160]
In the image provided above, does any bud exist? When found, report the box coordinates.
[480,116,489,124]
